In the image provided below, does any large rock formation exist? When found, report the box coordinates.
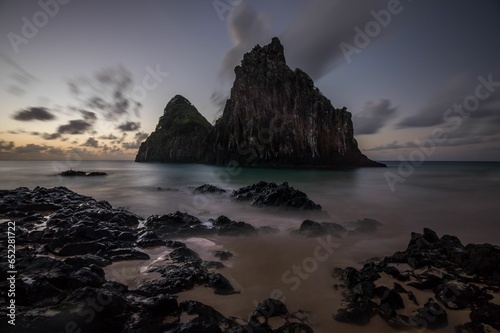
[136,37,384,167]
[135,95,212,162]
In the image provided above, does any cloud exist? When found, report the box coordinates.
[122,131,149,149]
[1,53,39,97]
[394,71,500,151]
[0,140,15,151]
[397,73,473,129]
[281,0,388,80]
[7,85,25,96]
[365,140,409,151]
[211,2,272,108]
[117,121,140,132]
[0,53,39,83]
[353,99,397,135]
[6,129,26,134]
[42,133,62,140]
[80,110,97,122]
[13,144,48,154]
[68,65,141,121]
[81,137,99,148]
[12,107,56,121]
[99,134,119,140]
[58,120,93,135]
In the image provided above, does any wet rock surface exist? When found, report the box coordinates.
[59,169,107,176]
[332,228,500,331]
[232,181,321,210]
[0,186,316,333]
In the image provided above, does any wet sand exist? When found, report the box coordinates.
[100,230,494,332]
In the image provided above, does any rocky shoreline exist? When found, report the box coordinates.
[331,228,500,331]
[0,185,498,332]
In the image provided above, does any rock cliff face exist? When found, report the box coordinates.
[135,95,212,162]
[136,37,384,168]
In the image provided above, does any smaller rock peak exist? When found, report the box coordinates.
[164,95,192,113]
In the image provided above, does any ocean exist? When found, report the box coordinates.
[1,160,498,245]
[1,160,499,332]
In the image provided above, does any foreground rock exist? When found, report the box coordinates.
[59,169,107,176]
[232,181,321,210]
[0,187,316,333]
[136,37,385,168]
[332,228,500,331]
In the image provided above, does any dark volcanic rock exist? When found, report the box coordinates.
[135,37,384,168]
[211,215,257,236]
[144,211,208,236]
[204,37,384,168]
[334,299,376,325]
[469,302,500,330]
[232,181,321,210]
[136,230,166,248]
[135,95,213,162]
[214,250,233,261]
[298,219,346,237]
[0,186,316,333]
[59,169,107,176]
[193,184,227,194]
[332,228,500,329]
[410,298,448,329]
[58,241,106,256]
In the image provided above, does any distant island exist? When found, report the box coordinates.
[135,37,385,168]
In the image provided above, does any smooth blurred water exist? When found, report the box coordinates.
[0,160,499,246]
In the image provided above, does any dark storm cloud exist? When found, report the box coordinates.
[68,65,142,121]
[353,99,397,135]
[117,121,140,132]
[81,137,99,148]
[12,107,56,121]
[58,120,92,135]
[0,140,15,151]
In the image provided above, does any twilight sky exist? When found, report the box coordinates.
[1,0,499,161]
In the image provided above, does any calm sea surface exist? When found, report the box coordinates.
[0,160,498,246]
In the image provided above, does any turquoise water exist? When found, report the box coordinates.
[0,160,499,246]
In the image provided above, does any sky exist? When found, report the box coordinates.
[0,0,499,161]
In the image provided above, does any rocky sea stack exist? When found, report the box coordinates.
[136,37,384,168]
